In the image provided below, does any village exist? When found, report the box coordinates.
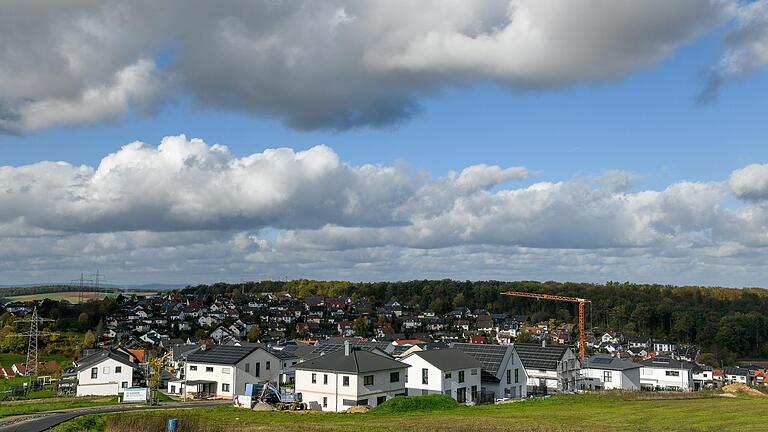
[2,289,765,413]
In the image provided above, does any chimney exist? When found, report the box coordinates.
[344,340,351,356]
[541,339,546,348]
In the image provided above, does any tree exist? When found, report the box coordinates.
[78,312,90,330]
[353,317,370,337]
[83,330,96,349]
[247,325,261,342]
[515,332,538,343]
[95,319,105,340]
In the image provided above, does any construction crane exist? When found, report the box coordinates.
[502,291,591,361]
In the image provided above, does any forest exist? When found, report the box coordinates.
[185,279,768,365]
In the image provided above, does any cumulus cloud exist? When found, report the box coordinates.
[0,0,743,132]
[729,163,768,200]
[4,135,768,286]
[699,0,768,102]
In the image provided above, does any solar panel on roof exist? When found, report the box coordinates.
[591,357,613,364]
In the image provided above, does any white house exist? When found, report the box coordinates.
[514,343,581,395]
[401,349,481,404]
[723,367,750,385]
[75,349,136,396]
[640,357,694,391]
[295,343,408,412]
[452,343,528,400]
[652,340,677,353]
[581,355,641,391]
[181,345,267,399]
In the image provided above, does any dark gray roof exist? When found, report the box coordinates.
[295,348,408,374]
[451,343,510,375]
[171,344,202,361]
[186,345,257,365]
[76,349,134,372]
[409,349,480,371]
[723,366,749,376]
[282,343,319,360]
[514,343,571,371]
[640,356,695,370]
[585,355,641,371]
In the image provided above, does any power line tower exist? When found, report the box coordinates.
[8,307,57,376]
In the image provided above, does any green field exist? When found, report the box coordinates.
[4,290,157,303]
[0,396,118,418]
[51,393,768,432]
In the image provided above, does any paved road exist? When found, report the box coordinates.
[0,401,230,432]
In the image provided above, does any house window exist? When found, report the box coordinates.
[171,385,176,393]
[103,366,110,374]
[603,371,612,382]
[121,381,128,388]
[324,374,328,385]
[357,399,369,406]
[245,363,250,373]
[343,376,350,386]
[91,367,98,379]
[377,395,387,406]
[364,375,374,386]
[445,372,452,379]
[266,361,271,370]
[256,362,261,376]
[506,370,511,384]
[115,366,122,373]
[471,385,478,401]
[666,371,680,377]
[223,367,230,374]
[471,369,478,376]
[190,365,197,371]
[390,372,400,383]
[458,371,465,383]
[222,383,230,392]
[323,397,328,408]
[515,369,519,383]
[422,368,429,385]
[312,373,317,384]
[206,367,214,372]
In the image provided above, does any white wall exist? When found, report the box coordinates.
[640,366,691,391]
[486,348,527,400]
[583,368,640,390]
[401,355,481,404]
[76,358,134,396]
[296,367,407,412]
[186,362,235,398]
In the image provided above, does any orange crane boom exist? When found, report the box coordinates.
[502,291,591,361]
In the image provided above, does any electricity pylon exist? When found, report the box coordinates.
[8,307,57,376]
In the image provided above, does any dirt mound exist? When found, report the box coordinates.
[722,383,765,397]
[252,402,276,411]
[345,406,370,413]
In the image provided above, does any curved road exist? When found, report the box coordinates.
[0,401,230,432]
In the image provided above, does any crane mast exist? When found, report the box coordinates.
[502,291,590,361]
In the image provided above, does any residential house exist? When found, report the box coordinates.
[640,357,694,391]
[294,342,409,411]
[452,342,528,400]
[514,343,581,394]
[75,349,136,396]
[582,355,641,391]
[181,345,265,399]
[401,349,481,404]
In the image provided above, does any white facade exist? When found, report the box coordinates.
[640,365,692,391]
[76,357,134,396]
[583,367,640,390]
[296,367,407,412]
[525,351,580,394]
[402,354,481,404]
[184,347,296,398]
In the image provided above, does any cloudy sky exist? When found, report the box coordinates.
[2,0,768,287]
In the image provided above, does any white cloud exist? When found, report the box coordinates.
[729,163,768,200]
[4,135,768,286]
[0,0,745,132]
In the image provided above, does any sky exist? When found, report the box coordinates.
[2,0,768,287]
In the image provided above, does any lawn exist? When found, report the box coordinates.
[50,393,768,432]
[0,396,118,418]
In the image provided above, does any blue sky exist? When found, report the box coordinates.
[2,1,768,286]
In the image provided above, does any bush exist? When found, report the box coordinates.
[370,395,460,414]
